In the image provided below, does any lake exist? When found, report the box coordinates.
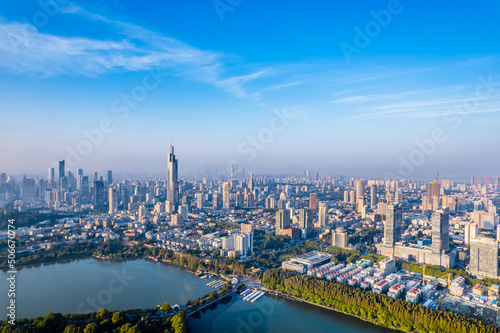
[0,259,396,332]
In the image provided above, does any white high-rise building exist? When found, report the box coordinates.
[108,188,117,215]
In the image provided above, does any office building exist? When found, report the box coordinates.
[108,188,117,214]
[48,168,55,188]
[298,208,313,230]
[196,193,203,209]
[332,229,348,248]
[223,182,230,209]
[469,237,499,279]
[58,160,65,186]
[370,184,378,207]
[309,193,317,210]
[356,180,365,203]
[425,170,440,211]
[94,180,105,208]
[318,202,327,228]
[107,170,113,185]
[212,193,220,210]
[276,209,290,235]
[431,208,450,255]
[384,203,402,248]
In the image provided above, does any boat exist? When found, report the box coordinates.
[207,280,220,287]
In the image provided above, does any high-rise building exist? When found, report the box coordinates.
[275,209,290,235]
[355,180,365,203]
[309,193,317,210]
[370,184,378,207]
[76,169,83,190]
[93,172,98,184]
[122,188,130,209]
[469,237,499,278]
[167,140,179,208]
[223,182,230,209]
[48,167,55,188]
[332,229,348,248]
[464,223,478,245]
[426,170,440,211]
[431,207,450,255]
[108,187,117,214]
[298,209,313,229]
[318,202,327,228]
[248,173,254,192]
[58,160,65,186]
[212,193,220,210]
[93,180,105,208]
[107,170,113,185]
[357,196,365,213]
[196,193,203,209]
[384,203,402,248]
[477,175,482,186]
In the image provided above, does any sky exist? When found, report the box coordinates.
[0,0,499,179]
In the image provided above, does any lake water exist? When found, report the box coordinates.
[0,259,396,332]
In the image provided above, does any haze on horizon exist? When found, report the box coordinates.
[1,0,499,178]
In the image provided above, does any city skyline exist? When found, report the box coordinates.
[1,1,500,176]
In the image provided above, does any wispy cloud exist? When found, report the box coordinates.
[0,4,268,99]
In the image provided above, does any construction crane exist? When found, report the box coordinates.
[422,264,426,285]
[438,273,452,288]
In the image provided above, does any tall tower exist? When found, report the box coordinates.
[275,209,290,235]
[223,182,230,209]
[431,207,450,255]
[248,173,254,192]
[108,187,117,214]
[167,138,179,208]
[426,169,440,211]
[384,203,402,248]
[355,180,365,203]
[58,160,65,187]
[370,184,378,207]
[107,170,113,185]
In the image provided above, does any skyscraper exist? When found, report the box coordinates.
[48,167,55,188]
[248,173,254,192]
[298,209,313,229]
[212,193,220,210]
[167,140,179,208]
[222,182,230,209]
[370,184,378,207]
[275,209,290,235]
[355,180,365,203]
[431,207,450,255]
[94,180,105,208]
[318,202,327,228]
[77,169,83,190]
[108,187,117,214]
[469,237,499,278]
[384,203,402,248]
[58,160,65,186]
[309,193,317,210]
[107,170,113,185]
[426,170,440,211]
[196,193,203,209]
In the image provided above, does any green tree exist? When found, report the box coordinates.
[112,311,125,324]
[96,308,111,321]
[83,323,98,333]
[160,302,171,313]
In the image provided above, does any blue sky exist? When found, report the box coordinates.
[0,0,499,179]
